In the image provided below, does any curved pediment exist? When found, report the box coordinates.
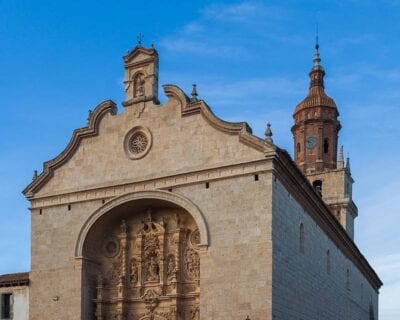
[163,84,273,153]
[23,83,275,199]
[23,100,118,198]
[123,45,158,66]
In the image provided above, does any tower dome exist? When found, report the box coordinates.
[291,43,341,174]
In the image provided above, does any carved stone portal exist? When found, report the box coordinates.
[91,207,200,320]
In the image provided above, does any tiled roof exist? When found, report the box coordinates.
[0,272,29,287]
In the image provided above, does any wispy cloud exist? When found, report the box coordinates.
[201,2,285,23]
[160,1,291,58]
[160,38,248,58]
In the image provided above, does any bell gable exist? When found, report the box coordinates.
[23,71,274,198]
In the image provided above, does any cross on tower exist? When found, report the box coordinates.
[137,33,144,45]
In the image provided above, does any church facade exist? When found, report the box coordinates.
[3,42,381,319]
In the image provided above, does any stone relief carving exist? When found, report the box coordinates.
[105,261,120,286]
[128,132,148,155]
[190,229,200,247]
[124,126,152,160]
[134,73,145,97]
[94,208,200,320]
[103,238,120,258]
[130,258,139,285]
[145,256,160,282]
[184,248,200,280]
[166,255,176,281]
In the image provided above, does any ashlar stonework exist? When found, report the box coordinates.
[14,43,383,320]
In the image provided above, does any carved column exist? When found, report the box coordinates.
[158,221,166,289]
[117,220,128,319]
[95,274,104,320]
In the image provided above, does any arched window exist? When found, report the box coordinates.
[369,303,375,320]
[299,223,305,254]
[323,138,329,154]
[312,180,322,196]
[326,250,331,274]
[297,143,301,158]
[361,283,364,301]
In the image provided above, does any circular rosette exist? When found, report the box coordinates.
[124,126,152,159]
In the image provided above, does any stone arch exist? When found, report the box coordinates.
[75,190,209,258]
[77,190,207,319]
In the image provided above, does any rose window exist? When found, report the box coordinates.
[128,132,148,155]
[124,127,152,159]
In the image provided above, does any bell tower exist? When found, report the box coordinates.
[291,42,341,174]
[292,42,357,239]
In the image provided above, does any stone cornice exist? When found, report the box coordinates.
[123,46,158,65]
[29,159,273,209]
[163,84,270,153]
[22,100,118,198]
[23,85,273,199]
[291,118,341,132]
[272,148,382,291]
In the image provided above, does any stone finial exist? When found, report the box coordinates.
[346,156,351,173]
[87,109,92,125]
[265,123,273,144]
[190,84,199,102]
[338,145,344,169]
[32,170,38,181]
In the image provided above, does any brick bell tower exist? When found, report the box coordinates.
[291,42,341,174]
[292,41,358,239]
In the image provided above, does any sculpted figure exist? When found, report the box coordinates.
[134,74,145,97]
[185,249,200,279]
[130,259,138,285]
[167,255,176,280]
[146,256,159,281]
[120,220,127,234]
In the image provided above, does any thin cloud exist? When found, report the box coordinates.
[160,1,289,57]
[160,38,248,58]
[201,1,285,23]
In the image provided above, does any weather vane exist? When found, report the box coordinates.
[137,33,144,45]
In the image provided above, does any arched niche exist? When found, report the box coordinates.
[77,190,207,320]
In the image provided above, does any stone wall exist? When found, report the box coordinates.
[271,177,378,320]
[0,285,29,320]
[29,171,274,319]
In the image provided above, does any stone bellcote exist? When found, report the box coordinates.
[122,44,159,107]
[291,44,341,174]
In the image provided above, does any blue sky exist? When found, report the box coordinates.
[0,0,399,318]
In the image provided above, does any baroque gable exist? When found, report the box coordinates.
[23,81,274,199]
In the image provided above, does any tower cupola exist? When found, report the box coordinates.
[291,43,341,174]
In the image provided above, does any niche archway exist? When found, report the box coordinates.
[77,191,208,320]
